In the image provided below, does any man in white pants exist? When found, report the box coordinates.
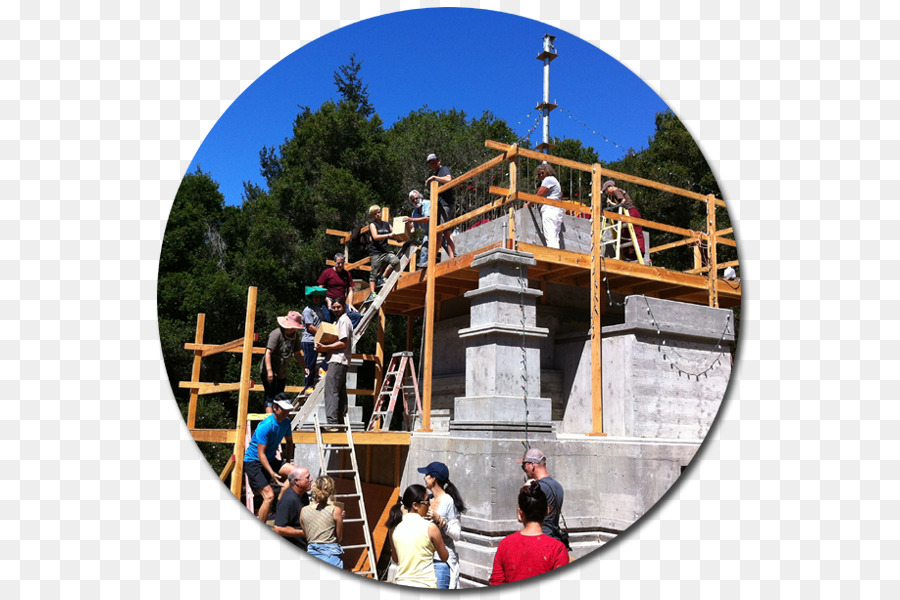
[526,162,564,249]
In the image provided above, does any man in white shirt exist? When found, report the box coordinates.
[315,295,353,430]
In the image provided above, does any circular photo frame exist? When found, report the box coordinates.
[159,7,740,589]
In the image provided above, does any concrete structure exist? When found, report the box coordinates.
[395,223,734,587]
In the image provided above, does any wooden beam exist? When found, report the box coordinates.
[486,140,593,173]
[486,139,725,205]
[649,237,696,254]
[422,179,439,433]
[187,313,205,429]
[190,429,237,444]
[289,431,412,445]
[219,455,236,482]
[184,343,266,355]
[706,194,718,308]
[686,260,741,275]
[230,286,257,499]
[600,208,697,238]
[436,146,514,196]
[588,164,605,437]
[375,309,385,402]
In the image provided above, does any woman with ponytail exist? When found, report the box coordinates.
[387,484,449,588]
[417,461,466,589]
[489,481,569,585]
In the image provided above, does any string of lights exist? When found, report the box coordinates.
[554,107,722,199]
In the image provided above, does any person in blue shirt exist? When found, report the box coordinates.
[404,189,432,269]
[244,394,296,523]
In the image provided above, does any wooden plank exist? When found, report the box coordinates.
[190,429,237,444]
[289,431,412,445]
[435,147,513,195]
[707,194,718,308]
[649,237,696,254]
[716,237,737,248]
[600,208,696,238]
[685,260,741,275]
[536,265,584,282]
[716,227,733,237]
[517,242,592,269]
[513,190,592,215]
[421,179,440,432]
[230,286,258,499]
[187,313,205,430]
[589,164,605,437]
[434,194,511,234]
[219,455,236,482]
[184,343,266,355]
[486,140,593,173]
[485,139,726,207]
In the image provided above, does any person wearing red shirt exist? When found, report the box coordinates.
[489,480,569,585]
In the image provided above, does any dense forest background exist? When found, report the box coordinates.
[159,58,737,471]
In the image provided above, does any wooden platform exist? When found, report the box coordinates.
[351,240,740,316]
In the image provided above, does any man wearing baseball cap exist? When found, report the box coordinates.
[244,393,296,523]
[425,153,456,260]
[518,448,568,548]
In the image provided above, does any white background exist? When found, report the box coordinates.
[1,0,893,597]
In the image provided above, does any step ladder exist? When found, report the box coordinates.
[600,204,646,265]
[313,413,377,578]
[289,243,414,431]
[367,351,422,432]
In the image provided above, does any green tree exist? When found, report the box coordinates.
[333,53,374,118]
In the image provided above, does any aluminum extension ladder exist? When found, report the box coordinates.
[312,413,377,578]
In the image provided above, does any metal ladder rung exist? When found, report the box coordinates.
[321,445,351,450]
[342,544,369,550]
[335,493,360,499]
[343,518,365,524]
[326,469,356,474]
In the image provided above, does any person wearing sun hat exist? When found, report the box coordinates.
[301,286,328,394]
[259,310,304,412]
[417,461,467,588]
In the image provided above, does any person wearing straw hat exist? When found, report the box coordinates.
[301,286,328,394]
[244,393,296,524]
[259,311,304,412]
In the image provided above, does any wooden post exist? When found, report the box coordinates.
[187,313,205,429]
[507,206,516,250]
[421,179,440,432]
[230,286,258,498]
[706,195,719,308]
[588,165,606,436]
[375,309,385,398]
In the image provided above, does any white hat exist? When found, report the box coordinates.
[426,153,439,162]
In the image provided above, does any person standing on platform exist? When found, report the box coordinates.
[259,311,304,413]
[365,205,400,302]
[524,162,564,249]
[425,153,456,260]
[315,295,353,430]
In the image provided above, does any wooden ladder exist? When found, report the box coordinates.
[367,351,422,432]
[289,243,414,432]
[600,204,645,264]
[313,413,378,578]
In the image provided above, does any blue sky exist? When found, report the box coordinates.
[188,8,671,206]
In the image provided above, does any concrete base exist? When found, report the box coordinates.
[403,432,699,586]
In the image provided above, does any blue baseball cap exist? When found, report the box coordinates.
[417,461,449,483]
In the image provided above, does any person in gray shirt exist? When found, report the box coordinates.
[518,448,568,548]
